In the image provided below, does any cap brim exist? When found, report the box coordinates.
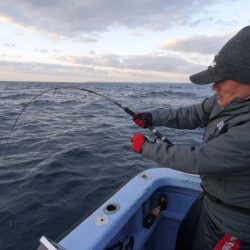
[189,69,224,85]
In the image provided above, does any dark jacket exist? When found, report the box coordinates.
[142,94,250,241]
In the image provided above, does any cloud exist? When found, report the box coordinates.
[0,60,105,82]
[61,52,201,74]
[159,33,234,54]
[36,49,48,53]
[190,17,238,28]
[0,53,203,83]
[0,0,219,36]
[4,43,15,47]
[75,37,98,43]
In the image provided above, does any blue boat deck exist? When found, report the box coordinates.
[39,168,202,250]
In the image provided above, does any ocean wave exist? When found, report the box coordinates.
[0,82,210,250]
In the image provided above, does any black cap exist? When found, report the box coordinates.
[190,26,250,85]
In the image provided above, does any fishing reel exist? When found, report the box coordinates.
[145,135,158,143]
[145,132,172,145]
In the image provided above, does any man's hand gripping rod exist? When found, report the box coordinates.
[123,107,173,145]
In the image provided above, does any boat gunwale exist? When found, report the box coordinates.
[57,168,201,249]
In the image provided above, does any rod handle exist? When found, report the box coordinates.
[123,107,135,117]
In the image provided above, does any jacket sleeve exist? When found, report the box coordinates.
[151,95,216,129]
[142,124,250,175]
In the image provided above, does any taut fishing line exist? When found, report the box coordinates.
[4,86,172,155]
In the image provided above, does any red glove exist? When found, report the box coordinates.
[131,133,147,153]
[133,112,153,128]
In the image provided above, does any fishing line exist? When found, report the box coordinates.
[4,86,172,153]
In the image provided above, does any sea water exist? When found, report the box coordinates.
[0,81,212,250]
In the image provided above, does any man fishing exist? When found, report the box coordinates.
[131,26,250,249]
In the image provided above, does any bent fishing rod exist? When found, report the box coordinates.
[6,86,173,149]
[85,88,173,145]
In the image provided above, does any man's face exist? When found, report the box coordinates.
[212,80,250,108]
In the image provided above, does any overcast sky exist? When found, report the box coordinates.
[0,0,249,83]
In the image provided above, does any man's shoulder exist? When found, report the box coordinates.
[201,95,217,114]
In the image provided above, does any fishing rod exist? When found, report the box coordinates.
[6,86,172,150]
[84,88,173,144]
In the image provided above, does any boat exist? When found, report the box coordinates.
[38,168,201,250]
